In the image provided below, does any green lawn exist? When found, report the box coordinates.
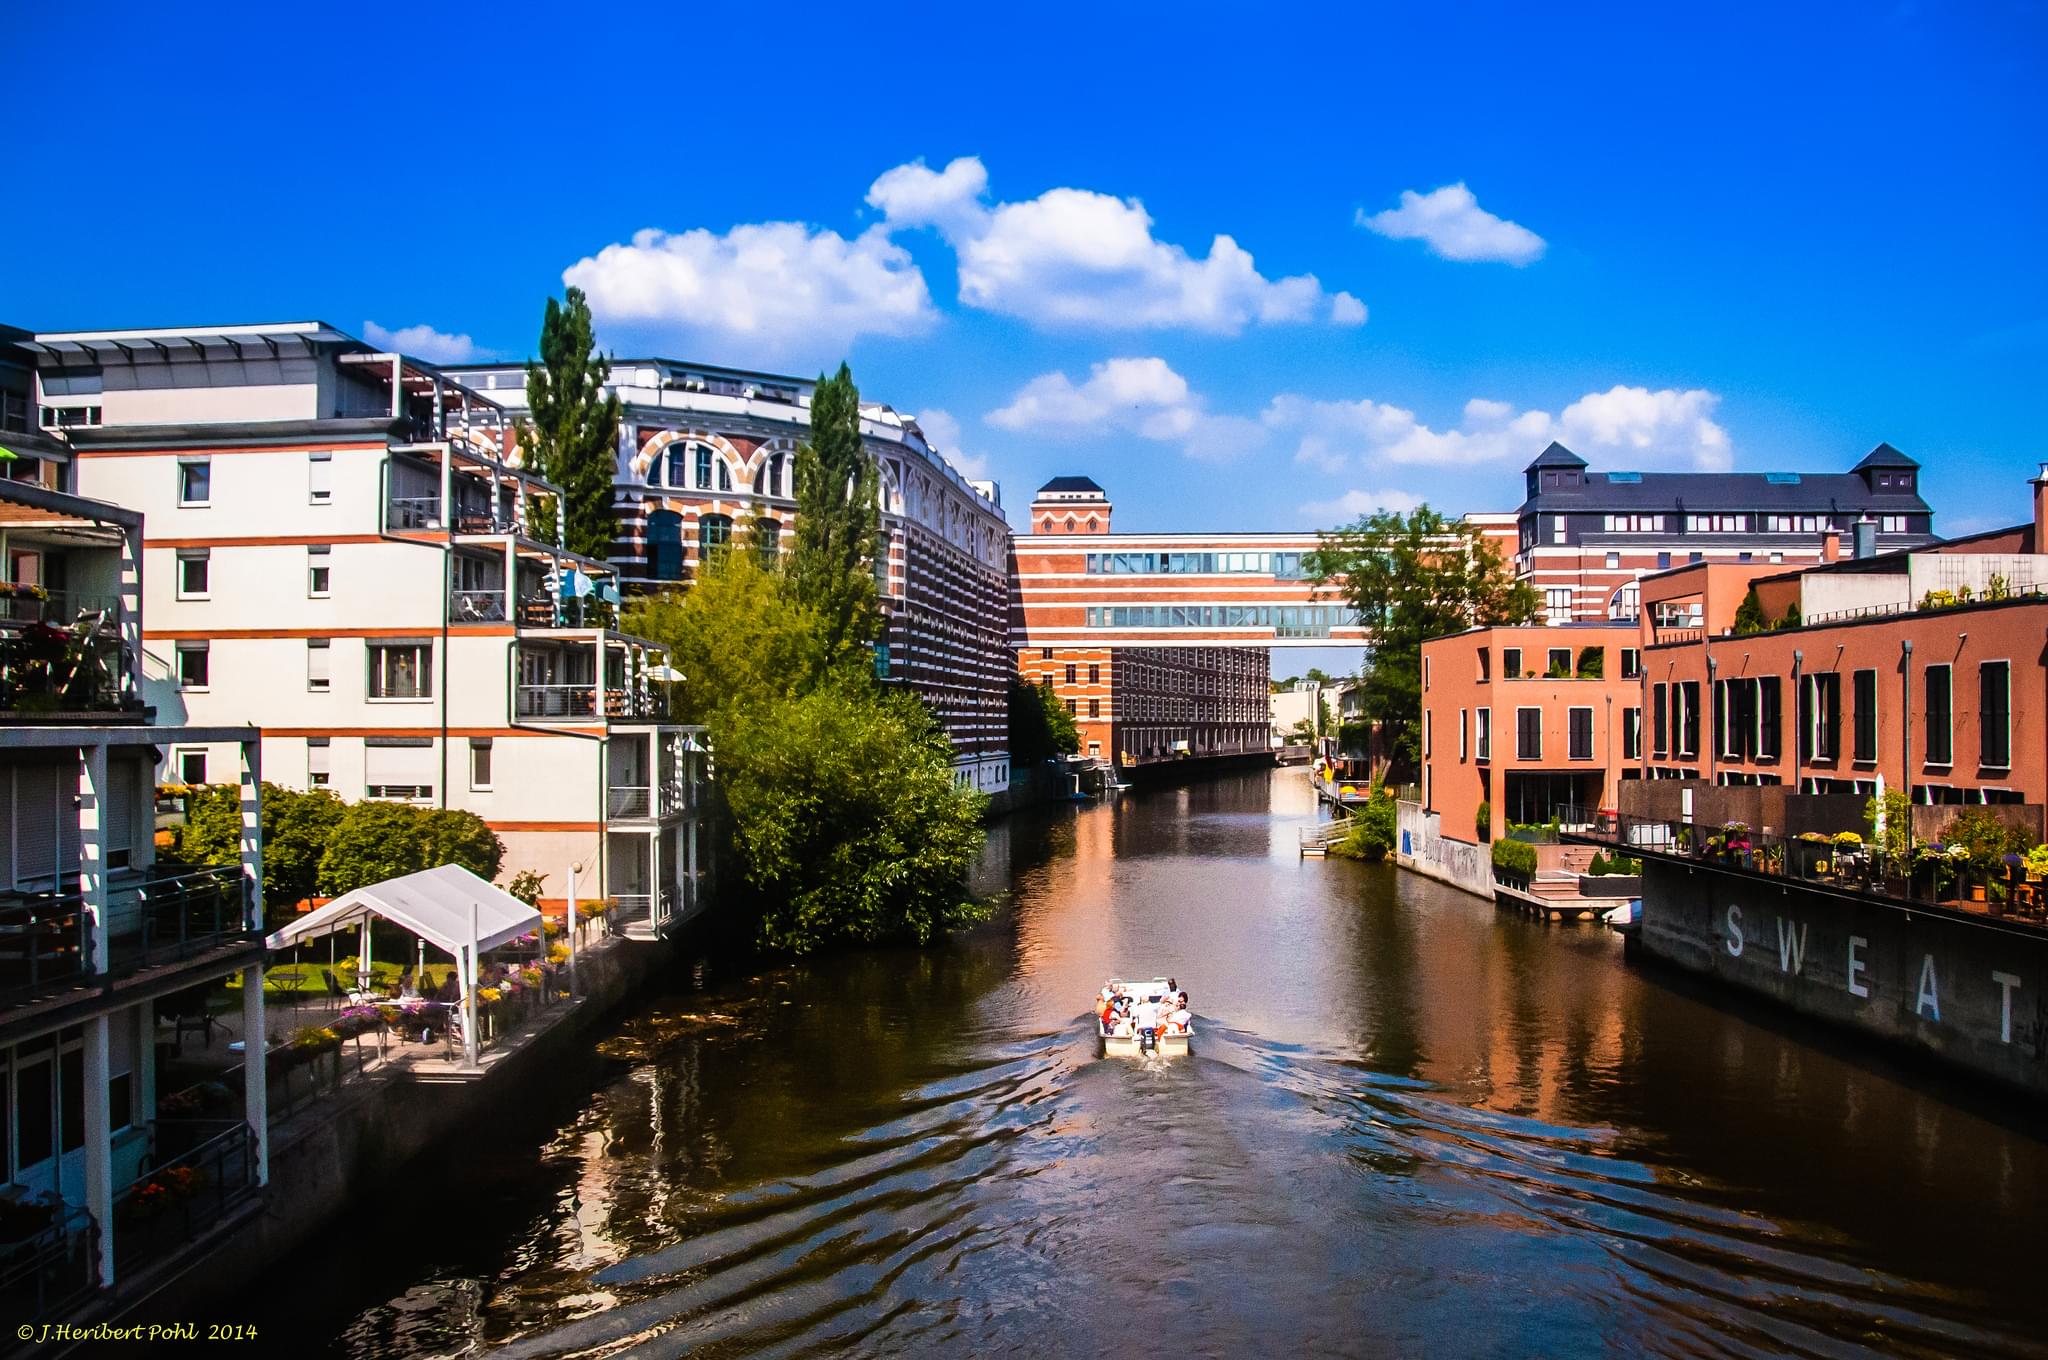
[226,960,463,997]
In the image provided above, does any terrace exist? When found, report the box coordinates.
[0,481,142,721]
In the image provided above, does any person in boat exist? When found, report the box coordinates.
[1131,994,1165,1045]
[1167,997,1192,1035]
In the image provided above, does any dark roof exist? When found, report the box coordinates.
[1526,441,1588,471]
[1520,468,1932,515]
[1036,476,1105,495]
[1852,442,1919,471]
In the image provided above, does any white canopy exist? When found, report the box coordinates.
[264,863,540,958]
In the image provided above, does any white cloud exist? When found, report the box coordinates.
[362,321,482,364]
[1298,488,1423,523]
[914,408,990,479]
[1265,386,1729,472]
[985,357,1264,463]
[561,220,936,361]
[870,156,1360,334]
[1358,183,1546,265]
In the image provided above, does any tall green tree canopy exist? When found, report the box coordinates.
[1305,505,1540,773]
[523,287,622,560]
[787,363,881,663]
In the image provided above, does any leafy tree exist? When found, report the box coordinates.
[1306,506,1540,776]
[1338,786,1399,862]
[621,548,841,724]
[787,363,881,663]
[715,684,987,952]
[504,869,547,907]
[523,287,622,560]
[175,782,343,916]
[420,808,504,882]
[1575,646,1604,679]
[1733,587,1769,635]
[1009,677,1077,764]
[319,802,429,895]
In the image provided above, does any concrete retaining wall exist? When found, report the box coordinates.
[1395,800,1493,899]
[1639,859,2048,1094]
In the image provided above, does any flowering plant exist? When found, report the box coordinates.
[478,987,503,1005]
[1832,831,1864,849]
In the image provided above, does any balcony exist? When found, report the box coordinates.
[0,866,256,1015]
[516,684,661,722]
[387,495,441,531]
[110,1120,258,1276]
[0,587,133,720]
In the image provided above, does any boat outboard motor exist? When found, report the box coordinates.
[1139,1025,1158,1054]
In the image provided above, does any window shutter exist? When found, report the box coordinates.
[13,763,62,889]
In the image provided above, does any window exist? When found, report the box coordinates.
[1852,669,1878,762]
[1459,709,1469,759]
[1516,707,1542,760]
[695,445,714,490]
[1066,664,1076,685]
[1551,516,1567,545]
[646,511,684,581]
[1503,647,1522,678]
[307,738,330,790]
[1041,648,1053,661]
[176,549,209,599]
[754,517,781,564]
[306,638,331,692]
[716,458,732,493]
[176,641,210,690]
[698,514,732,557]
[1924,664,1953,766]
[1476,708,1491,761]
[1801,672,1842,762]
[1569,707,1593,760]
[1623,706,1642,759]
[1605,552,1620,569]
[178,459,211,506]
[1477,648,1491,682]
[1679,681,1701,757]
[307,544,331,598]
[1603,514,1665,533]
[1880,515,1909,534]
[1546,648,1571,677]
[470,737,494,790]
[1545,588,1574,623]
[1758,677,1782,759]
[1685,514,1749,533]
[367,642,432,699]
[1657,551,1672,569]
[1088,699,1100,719]
[309,452,332,504]
[1088,663,1099,684]
[1621,648,1641,679]
[365,737,434,801]
[1424,711,1432,758]
[1066,698,1077,715]
[1981,661,2012,768]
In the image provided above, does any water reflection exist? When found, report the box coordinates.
[290,769,2048,1358]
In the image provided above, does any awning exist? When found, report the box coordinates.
[264,863,539,958]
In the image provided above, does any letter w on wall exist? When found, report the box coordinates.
[1776,919,1808,975]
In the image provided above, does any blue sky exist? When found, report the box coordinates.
[11,2,2047,539]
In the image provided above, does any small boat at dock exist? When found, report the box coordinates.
[1096,977,1191,1057]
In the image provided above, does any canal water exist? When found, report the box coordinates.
[278,770,2048,1358]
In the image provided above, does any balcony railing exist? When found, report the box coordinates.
[452,508,522,536]
[608,785,650,819]
[518,685,659,721]
[451,589,508,623]
[111,1120,257,1274]
[1563,807,2048,927]
[387,495,441,530]
[0,1202,94,1325]
[0,867,254,1012]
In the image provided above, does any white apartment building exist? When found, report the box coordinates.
[0,465,270,1317]
[18,322,710,939]
[451,358,1015,797]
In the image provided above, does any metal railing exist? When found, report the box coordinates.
[517,685,657,721]
[608,785,651,819]
[386,495,441,530]
[0,895,95,1007]
[0,1203,95,1324]
[111,1121,257,1274]
[450,589,508,622]
[115,866,253,971]
[452,508,520,536]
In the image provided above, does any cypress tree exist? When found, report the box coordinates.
[523,288,622,561]
[788,363,881,664]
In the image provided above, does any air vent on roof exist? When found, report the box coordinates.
[1764,472,1802,484]
[1607,471,1642,483]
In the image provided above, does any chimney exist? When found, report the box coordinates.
[1820,527,1842,563]
[2033,463,2048,550]
[1853,515,1877,560]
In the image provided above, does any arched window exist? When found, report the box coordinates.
[698,513,732,558]
[663,444,687,488]
[754,517,781,563]
[763,452,786,498]
[1609,582,1640,619]
[695,445,714,491]
[716,457,732,492]
[646,510,684,581]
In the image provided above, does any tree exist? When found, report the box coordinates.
[787,363,881,663]
[1306,506,1540,776]
[621,548,841,724]
[320,801,429,895]
[715,685,987,952]
[523,288,622,560]
[1733,587,1769,635]
[174,782,343,917]
[1009,677,1077,764]
[1036,682,1080,755]
[420,808,505,882]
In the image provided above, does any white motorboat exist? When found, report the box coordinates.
[1096,977,1191,1057]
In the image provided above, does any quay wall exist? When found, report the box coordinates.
[1639,860,2048,1095]
[1395,801,1493,900]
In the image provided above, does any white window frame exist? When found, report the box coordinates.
[309,451,332,505]
[177,458,211,507]
[1568,705,1594,761]
[307,737,331,789]
[366,641,433,701]
[307,544,332,599]
[1981,660,2012,771]
[469,737,493,791]
[1516,706,1542,761]
[175,641,209,691]
[176,748,207,785]
[306,638,331,693]
[174,548,209,600]
[1477,707,1491,761]
[1923,664,1953,768]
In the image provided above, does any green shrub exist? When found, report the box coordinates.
[1474,799,1491,841]
[1335,787,1399,862]
[1491,838,1537,879]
